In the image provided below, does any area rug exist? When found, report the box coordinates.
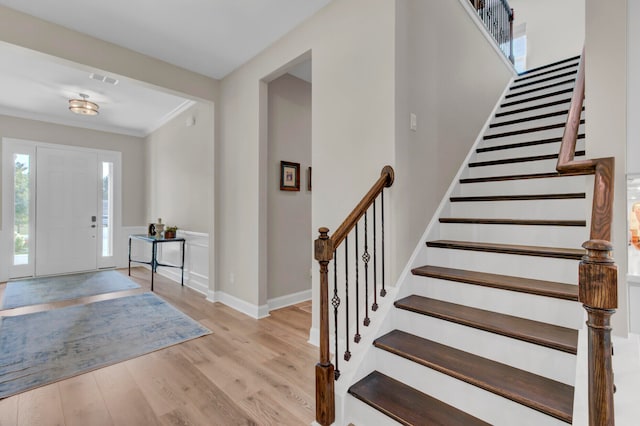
[1,270,140,309]
[0,292,211,398]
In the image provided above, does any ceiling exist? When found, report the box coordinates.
[0,0,330,136]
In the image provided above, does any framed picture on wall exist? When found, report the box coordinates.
[280,161,300,191]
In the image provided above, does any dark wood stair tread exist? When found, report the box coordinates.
[495,98,571,118]
[426,240,584,260]
[505,78,576,99]
[516,56,580,79]
[450,193,585,202]
[490,109,572,128]
[375,331,574,423]
[395,295,578,354]
[439,218,586,228]
[348,371,491,426]
[476,134,585,153]
[468,151,584,167]
[460,170,591,184]
[411,265,579,300]
[483,120,583,140]
[510,70,577,90]
[501,88,574,108]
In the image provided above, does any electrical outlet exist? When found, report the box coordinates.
[410,113,417,131]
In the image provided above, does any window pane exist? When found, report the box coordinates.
[13,154,30,266]
[102,162,114,257]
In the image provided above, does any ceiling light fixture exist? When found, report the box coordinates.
[69,93,99,116]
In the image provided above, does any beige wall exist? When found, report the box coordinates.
[0,114,146,226]
[145,103,214,233]
[629,0,640,176]
[509,0,585,70]
[393,0,514,279]
[267,74,312,301]
[217,0,396,311]
[585,0,629,335]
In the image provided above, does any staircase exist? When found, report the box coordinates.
[345,56,587,425]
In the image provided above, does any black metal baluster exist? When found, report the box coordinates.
[363,218,370,326]
[354,224,361,343]
[364,210,375,312]
[344,236,351,361]
[373,200,378,300]
[332,250,340,380]
[381,191,387,297]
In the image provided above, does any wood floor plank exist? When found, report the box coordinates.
[1,268,316,426]
[17,384,65,426]
[0,394,18,426]
[93,363,160,426]
[58,374,113,426]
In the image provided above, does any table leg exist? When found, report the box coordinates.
[151,241,156,291]
[128,237,132,276]
[181,240,185,286]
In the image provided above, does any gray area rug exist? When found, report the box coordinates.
[2,270,140,309]
[0,292,211,398]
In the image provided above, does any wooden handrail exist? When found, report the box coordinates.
[314,165,395,426]
[556,49,618,426]
[331,166,394,249]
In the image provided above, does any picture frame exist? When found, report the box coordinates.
[280,161,300,191]
[307,166,312,191]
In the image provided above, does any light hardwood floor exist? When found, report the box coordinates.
[0,268,316,425]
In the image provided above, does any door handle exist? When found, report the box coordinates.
[91,225,96,228]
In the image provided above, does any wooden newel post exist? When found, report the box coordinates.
[315,227,335,426]
[579,239,617,426]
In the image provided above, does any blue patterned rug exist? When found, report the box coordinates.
[0,293,211,398]
[2,270,140,309]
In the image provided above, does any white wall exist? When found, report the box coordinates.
[0,114,146,226]
[267,74,312,303]
[629,0,640,176]
[392,0,514,281]
[216,0,396,322]
[145,102,214,233]
[585,0,629,335]
[509,0,585,70]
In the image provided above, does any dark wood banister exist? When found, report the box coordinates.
[555,49,618,425]
[314,165,395,426]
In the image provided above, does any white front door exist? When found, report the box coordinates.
[35,147,99,276]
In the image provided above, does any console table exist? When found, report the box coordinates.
[128,234,186,291]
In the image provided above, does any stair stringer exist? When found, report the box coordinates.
[336,76,515,426]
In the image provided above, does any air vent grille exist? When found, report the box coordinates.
[89,73,119,85]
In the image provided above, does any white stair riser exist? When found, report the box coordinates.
[344,395,402,426]
[373,349,569,426]
[448,198,587,220]
[456,175,590,197]
[405,275,583,329]
[425,247,581,283]
[465,159,566,179]
[392,308,577,384]
[438,223,587,248]
[503,82,575,104]
[514,63,579,83]
[480,123,585,147]
[491,101,573,124]
[498,92,578,115]
[473,139,585,162]
[485,113,580,137]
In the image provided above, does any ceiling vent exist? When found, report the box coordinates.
[89,73,119,85]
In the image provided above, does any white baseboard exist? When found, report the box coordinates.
[156,267,208,295]
[308,326,319,347]
[207,290,270,319]
[267,289,311,311]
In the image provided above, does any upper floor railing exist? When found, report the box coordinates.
[470,0,515,64]
[556,50,618,425]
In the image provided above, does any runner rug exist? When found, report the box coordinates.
[1,270,140,309]
[0,292,211,398]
